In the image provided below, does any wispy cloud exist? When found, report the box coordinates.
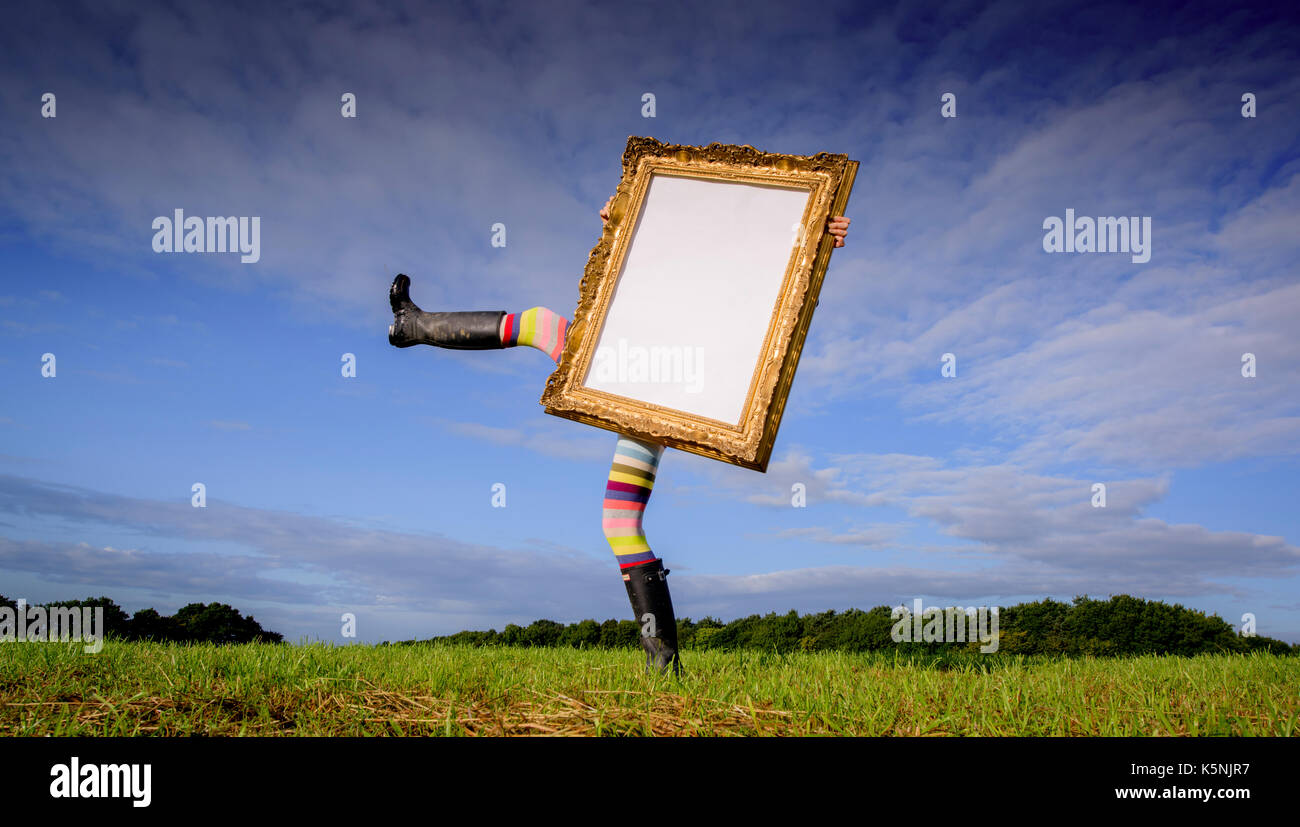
[431,417,614,462]
[0,473,619,636]
[703,449,1300,593]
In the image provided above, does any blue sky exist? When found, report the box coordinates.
[1,0,1297,644]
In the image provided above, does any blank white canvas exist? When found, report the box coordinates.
[584,173,811,426]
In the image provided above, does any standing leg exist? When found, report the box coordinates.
[604,437,681,676]
[602,437,664,570]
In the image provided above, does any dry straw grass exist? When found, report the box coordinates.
[1,641,1296,736]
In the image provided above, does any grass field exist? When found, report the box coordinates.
[1,641,1296,736]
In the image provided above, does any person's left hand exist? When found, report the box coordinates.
[827,215,851,248]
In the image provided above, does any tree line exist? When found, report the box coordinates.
[0,595,283,644]
[5,593,1291,655]
[413,595,1294,656]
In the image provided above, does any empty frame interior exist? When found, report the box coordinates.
[582,173,812,426]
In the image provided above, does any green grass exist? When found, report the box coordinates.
[1,641,1296,736]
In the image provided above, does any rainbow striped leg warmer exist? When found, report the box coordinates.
[602,436,666,570]
[500,307,568,363]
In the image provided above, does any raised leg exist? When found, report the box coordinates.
[388,274,505,349]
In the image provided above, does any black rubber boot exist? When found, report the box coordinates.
[623,559,682,676]
[388,274,506,349]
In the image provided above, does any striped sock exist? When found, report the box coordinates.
[602,436,665,570]
[501,307,568,364]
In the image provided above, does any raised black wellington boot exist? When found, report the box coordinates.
[622,559,682,676]
[388,274,506,349]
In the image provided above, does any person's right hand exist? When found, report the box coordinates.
[600,196,614,225]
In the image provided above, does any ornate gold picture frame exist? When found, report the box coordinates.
[540,136,858,471]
